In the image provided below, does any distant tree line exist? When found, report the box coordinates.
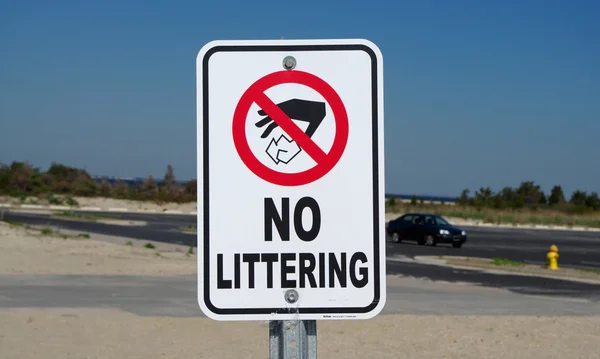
[454,181,599,214]
[386,182,599,215]
[2,162,599,213]
[0,161,196,204]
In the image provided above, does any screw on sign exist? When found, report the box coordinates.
[197,38,385,359]
[232,69,350,187]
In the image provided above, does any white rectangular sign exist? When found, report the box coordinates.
[196,39,385,321]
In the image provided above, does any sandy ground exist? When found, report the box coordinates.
[3,194,599,232]
[73,196,198,212]
[0,195,198,213]
[1,309,600,359]
[2,221,600,358]
[0,222,195,276]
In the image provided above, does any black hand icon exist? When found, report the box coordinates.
[255,99,326,139]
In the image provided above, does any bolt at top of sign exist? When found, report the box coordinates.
[196,38,385,322]
[283,56,297,70]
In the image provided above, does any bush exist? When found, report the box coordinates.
[410,195,417,206]
[47,194,62,205]
[0,161,197,204]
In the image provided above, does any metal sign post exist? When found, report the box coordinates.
[269,320,317,359]
[196,38,385,356]
[269,289,317,358]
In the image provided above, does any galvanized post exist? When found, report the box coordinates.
[268,55,318,359]
[269,320,317,359]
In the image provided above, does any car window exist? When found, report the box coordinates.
[424,216,436,225]
[413,216,423,224]
[435,216,450,226]
[402,215,413,222]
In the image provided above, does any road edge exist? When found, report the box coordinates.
[414,255,600,285]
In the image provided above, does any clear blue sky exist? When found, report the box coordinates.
[1,0,598,198]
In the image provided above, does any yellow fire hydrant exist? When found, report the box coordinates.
[547,245,559,270]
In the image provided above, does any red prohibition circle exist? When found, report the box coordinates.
[232,70,349,187]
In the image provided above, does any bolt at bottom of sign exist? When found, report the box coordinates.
[285,289,299,304]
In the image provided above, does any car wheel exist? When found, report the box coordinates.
[391,232,401,243]
[425,235,436,246]
[452,242,462,248]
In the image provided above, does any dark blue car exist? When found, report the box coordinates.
[386,213,467,248]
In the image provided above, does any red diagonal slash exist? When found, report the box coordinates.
[254,92,328,164]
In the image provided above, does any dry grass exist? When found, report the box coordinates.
[386,202,600,228]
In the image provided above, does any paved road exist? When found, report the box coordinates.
[4,210,600,269]
[2,210,196,246]
[387,225,600,270]
[387,258,600,302]
[2,264,600,317]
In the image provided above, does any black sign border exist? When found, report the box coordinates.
[201,43,381,316]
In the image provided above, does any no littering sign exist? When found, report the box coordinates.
[196,39,385,321]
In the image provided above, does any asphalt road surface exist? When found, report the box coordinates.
[4,210,600,270]
[387,258,600,303]
[2,271,600,317]
[2,210,196,246]
[387,225,600,270]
